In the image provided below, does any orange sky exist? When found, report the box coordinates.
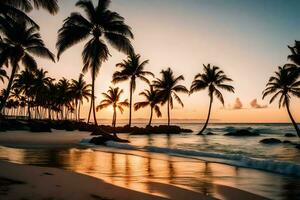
[2,0,300,123]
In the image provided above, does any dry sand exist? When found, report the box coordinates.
[0,130,91,148]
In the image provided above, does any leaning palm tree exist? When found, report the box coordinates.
[288,41,300,66]
[0,19,55,113]
[96,87,129,137]
[70,74,92,121]
[134,85,162,126]
[153,68,188,126]
[112,53,153,127]
[56,0,133,125]
[263,65,300,137]
[190,64,234,135]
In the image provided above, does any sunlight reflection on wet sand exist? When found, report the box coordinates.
[0,146,299,199]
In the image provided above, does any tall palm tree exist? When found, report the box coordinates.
[96,87,129,136]
[0,19,55,113]
[190,64,234,135]
[70,74,92,121]
[153,68,188,126]
[112,53,153,127]
[57,78,72,120]
[13,69,35,119]
[288,41,300,66]
[263,65,300,137]
[56,0,133,125]
[31,68,53,119]
[134,85,162,126]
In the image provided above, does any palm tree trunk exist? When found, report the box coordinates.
[78,103,81,122]
[113,106,117,137]
[0,64,18,113]
[91,69,98,126]
[128,79,133,127]
[148,106,153,126]
[75,100,78,121]
[87,100,92,123]
[198,95,213,135]
[27,97,31,120]
[167,98,170,126]
[286,101,300,137]
[88,68,98,126]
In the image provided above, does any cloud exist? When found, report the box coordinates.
[233,98,243,109]
[250,99,267,109]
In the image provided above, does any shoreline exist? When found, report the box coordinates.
[0,160,269,200]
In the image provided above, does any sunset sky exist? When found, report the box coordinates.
[10,0,300,123]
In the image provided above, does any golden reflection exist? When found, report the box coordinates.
[0,146,297,199]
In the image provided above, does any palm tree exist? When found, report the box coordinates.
[134,85,162,126]
[288,41,300,66]
[96,87,129,137]
[112,53,153,127]
[0,19,55,114]
[263,65,300,137]
[0,66,8,83]
[57,78,72,120]
[70,74,92,121]
[13,69,35,119]
[0,0,59,28]
[56,0,133,125]
[190,64,234,135]
[153,68,188,126]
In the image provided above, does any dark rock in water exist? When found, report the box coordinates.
[260,138,281,144]
[30,122,51,132]
[224,129,259,136]
[89,136,111,145]
[206,132,215,135]
[89,131,130,145]
[285,133,296,137]
[283,140,292,144]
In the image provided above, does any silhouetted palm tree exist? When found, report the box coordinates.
[96,87,129,136]
[0,67,8,83]
[112,53,153,127]
[263,65,300,137]
[134,85,162,126]
[57,78,72,120]
[14,69,35,119]
[190,64,234,135]
[56,0,133,125]
[288,41,300,66]
[0,19,55,114]
[70,74,92,121]
[153,68,188,126]
[0,0,59,33]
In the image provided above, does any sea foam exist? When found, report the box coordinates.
[104,141,300,176]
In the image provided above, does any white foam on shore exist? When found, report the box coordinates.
[102,141,300,177]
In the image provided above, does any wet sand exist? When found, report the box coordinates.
[0,130,271,199]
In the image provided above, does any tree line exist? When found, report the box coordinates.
[0,0,299,136]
